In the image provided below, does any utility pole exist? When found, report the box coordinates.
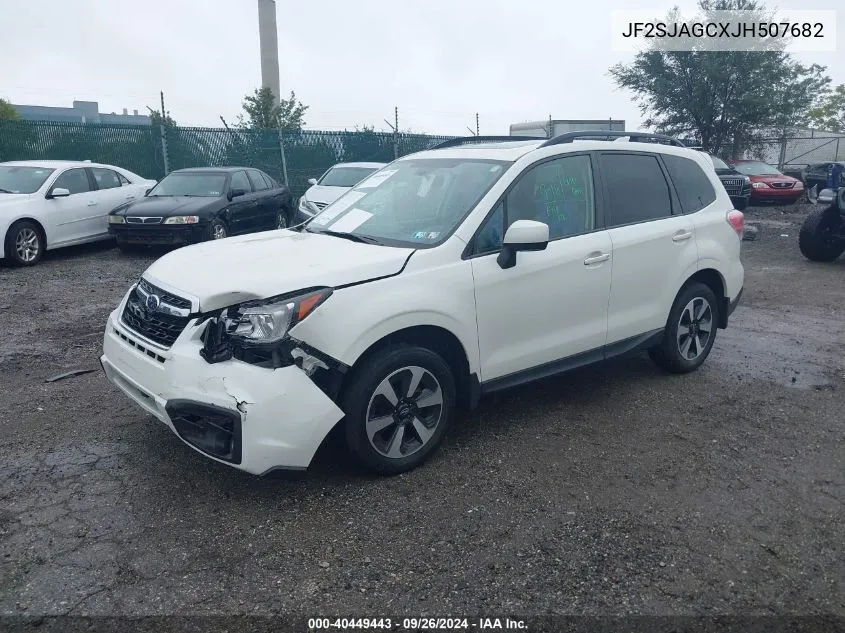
[548,114,553,139]
[384,107,399,159]
[466,127,477,136]
[476,112,480,136]
[159,91,170,175]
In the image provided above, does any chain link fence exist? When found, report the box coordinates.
[0,120,455,198]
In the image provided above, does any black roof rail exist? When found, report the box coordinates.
[430,135,545,150]
[539,130,686,148]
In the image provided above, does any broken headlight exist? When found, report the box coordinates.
[223,288,332,345]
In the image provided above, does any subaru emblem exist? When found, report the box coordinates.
[145,294,161,312]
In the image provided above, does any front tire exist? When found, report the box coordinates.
[798,208,844,262]
[343,345,456,475]
[206,218,228,241]
[277,207,292,230]
[4,220,44,266]
[649,282,719,374]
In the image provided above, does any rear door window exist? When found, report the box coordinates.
[599,153,672,227]
[662,154,717,213]
[248,170,268,191]
[230,171,252,192]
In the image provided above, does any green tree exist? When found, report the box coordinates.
[0,98,19,121]
[808,84,845,132]
[239,87,308,131]
[147,106,176,128]
[608,0,831,153]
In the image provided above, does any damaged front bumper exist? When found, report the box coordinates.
[100,308,346,475]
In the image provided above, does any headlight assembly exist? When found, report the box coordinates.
[164,215,200,224]
[222,288,332,345]
[108,215,125,224]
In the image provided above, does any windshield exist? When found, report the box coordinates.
[148,172,227,197]
[308,158,509,247]
[318,166,381,188]
[710,155,731,170]
[732,161,782,176]
[0,166,56,194]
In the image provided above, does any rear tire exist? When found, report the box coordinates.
[277,206,293,230]
[342,345,456,475]
[4,220,44,266]
[798,208,844,262]
[649,282,719,374]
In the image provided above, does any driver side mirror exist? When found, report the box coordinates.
[497,220,549,269]
[48,187,71,199]
[307,178,318,186]
[228,188,246,200]
[145,187,153,196]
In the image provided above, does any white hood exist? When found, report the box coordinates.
[142,229,414,311]
[303,185,349,206]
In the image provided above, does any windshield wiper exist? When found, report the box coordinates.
[310,228,383,245]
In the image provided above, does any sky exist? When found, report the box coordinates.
[1,0,842,136]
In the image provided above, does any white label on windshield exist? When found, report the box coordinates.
[311,191,366,226]
[326,208,373,232]
[357,169,397,188]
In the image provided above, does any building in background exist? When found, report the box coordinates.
[510,119,626,138]
[11,100,151,125]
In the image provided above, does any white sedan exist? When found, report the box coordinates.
[296,162,386,222]
[0,160,157,266]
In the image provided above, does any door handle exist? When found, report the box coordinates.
[87,201,98,207]
[673,230,693,242]
[583,253,610,266]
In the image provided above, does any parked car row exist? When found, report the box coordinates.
[0,159,385,267]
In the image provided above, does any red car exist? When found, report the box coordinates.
[728,160,804,204]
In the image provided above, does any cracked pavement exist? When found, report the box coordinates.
[0,202,843,619]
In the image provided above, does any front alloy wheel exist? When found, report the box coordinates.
[366,366,444,459]
[343,345,456,475]
[5,220,44,266]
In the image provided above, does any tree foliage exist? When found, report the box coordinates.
[147,107,176,128]
[808,84,845,132]
[239,87,308,131]
[0,98,19,121]
[608,0,831,153]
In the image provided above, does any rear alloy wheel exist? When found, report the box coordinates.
[649,282,719,374]
[343,345,455,475]
[5,220,44,266]
[799,208,845,262]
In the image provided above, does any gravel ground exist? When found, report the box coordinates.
[0,202,843,622]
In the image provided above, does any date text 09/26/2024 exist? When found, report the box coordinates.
[307,618,528,630]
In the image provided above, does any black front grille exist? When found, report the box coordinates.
[165,400,242,464]
[138,279,191,310]
[121,282,191,347]
[720,178,744,196]
[313,201,328,210]
[126,217,163,224]
[770,181,795,189]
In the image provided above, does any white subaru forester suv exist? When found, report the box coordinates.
[100,132,744,476]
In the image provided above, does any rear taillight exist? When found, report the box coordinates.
[727,209,744,238]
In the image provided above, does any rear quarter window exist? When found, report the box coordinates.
[599,153,673,227]
[662,154,717,214]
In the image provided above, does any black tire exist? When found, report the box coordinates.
[206,218,228,241]
[343,344,456,475]
[276,206,293,230]
[4,220,44,266]
[649,282,719,374]
[798,208,845,262]
[733,197,748,211]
